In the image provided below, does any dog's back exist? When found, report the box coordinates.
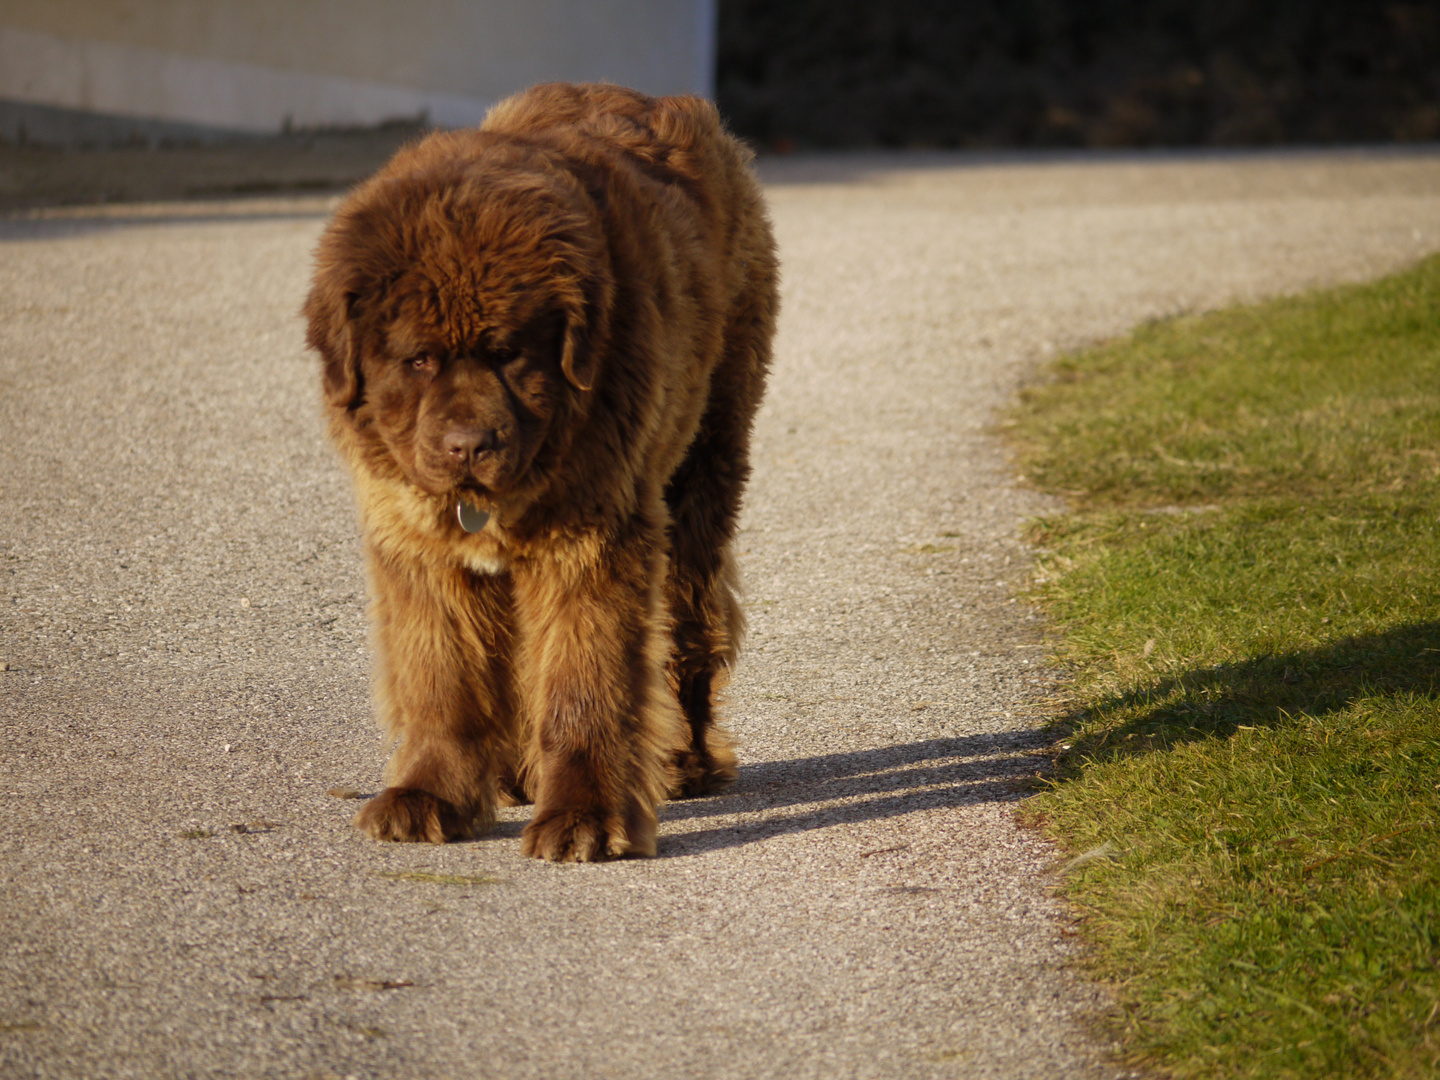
[482,82,748,177]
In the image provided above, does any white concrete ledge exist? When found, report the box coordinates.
[0,24,491,133]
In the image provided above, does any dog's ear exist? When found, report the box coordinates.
[304,278,364,411]
[555,251,611,393]
[560,317,597,392]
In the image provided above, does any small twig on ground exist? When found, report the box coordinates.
[860,844,911,858]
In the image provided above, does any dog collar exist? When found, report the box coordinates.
[457,499,491,533]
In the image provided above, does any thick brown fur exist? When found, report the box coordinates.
[303,83,777,861]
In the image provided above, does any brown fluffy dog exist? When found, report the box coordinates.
[303,83,777,861]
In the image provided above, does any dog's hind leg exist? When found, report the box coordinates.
[662,532,743,798]
[663,256,776,797]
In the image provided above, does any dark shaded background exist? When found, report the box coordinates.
[716,0,1440,149]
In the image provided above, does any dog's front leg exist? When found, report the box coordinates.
[512,523,685,861]
[353,549,517,843]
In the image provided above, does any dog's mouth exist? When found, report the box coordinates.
[411,441,509,493]
[454,481,493,508]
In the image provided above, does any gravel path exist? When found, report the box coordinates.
[2,146,1438,1079]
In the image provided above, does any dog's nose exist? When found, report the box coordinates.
[443,425,497,462]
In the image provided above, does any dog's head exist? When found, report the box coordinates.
[304,132,612,511]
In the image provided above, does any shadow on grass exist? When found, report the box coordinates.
[1058,619,1440,767]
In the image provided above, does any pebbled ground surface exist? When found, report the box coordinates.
[2,143,1438,1080]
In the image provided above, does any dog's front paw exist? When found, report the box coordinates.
[353,786,472,843]
[521,806,654,862]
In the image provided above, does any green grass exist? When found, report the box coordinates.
[1009,254,1440,1078]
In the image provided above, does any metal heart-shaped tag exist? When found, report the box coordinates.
[457,499,490,534]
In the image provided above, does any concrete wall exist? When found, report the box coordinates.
[0,0,717,143]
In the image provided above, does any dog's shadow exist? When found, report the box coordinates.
[655,731,1043,857]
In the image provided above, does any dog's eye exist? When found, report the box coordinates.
[490,346,520,365]
[408,355,439,376]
